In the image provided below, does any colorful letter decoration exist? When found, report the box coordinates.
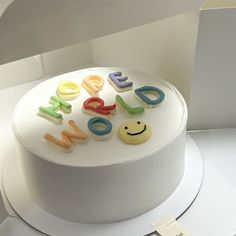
[44,120,89,151]
[83,97,116,117]
[82,75,104,96]
[108,72,133,92]
[116,95,144,116]
[87,117,113,140]
[38,96,72,123]
[57,80,80,100]
[135,86,165,107]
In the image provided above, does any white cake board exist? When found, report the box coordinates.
[2,134,203,236]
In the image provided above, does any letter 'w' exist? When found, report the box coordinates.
[44,120,88,150]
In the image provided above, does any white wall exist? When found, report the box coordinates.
[0,41,93,89]
[0,0,204,65]
[0,0,13,18]
[0,56,43,89]
[188,8,236,129]
[0,11,199,99]
[202,0,236,9]
[41,41,93,77]
[0,192,7,224]
[91,11,199,103]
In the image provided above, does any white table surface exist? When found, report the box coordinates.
[0,80,236,236]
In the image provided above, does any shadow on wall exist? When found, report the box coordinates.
[0,191,8,224]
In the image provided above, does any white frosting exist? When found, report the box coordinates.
[12,67,187,167]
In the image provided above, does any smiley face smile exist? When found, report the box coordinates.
[118,120,152,144]
[127,125,146,136]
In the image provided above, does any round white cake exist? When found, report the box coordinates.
[12,67,187,223]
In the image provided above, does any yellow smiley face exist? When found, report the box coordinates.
[118,120,152,144]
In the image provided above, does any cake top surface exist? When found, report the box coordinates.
[13,67,187,167]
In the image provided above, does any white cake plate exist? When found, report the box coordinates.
[2,134,203,236]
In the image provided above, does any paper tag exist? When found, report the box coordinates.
[152,217,190,236]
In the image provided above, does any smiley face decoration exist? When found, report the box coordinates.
[118,120,152,144]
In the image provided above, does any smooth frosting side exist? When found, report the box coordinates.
[12,67,187,167]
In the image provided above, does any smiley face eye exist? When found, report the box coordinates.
[137,121,141,124]
[125,126,128,129]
